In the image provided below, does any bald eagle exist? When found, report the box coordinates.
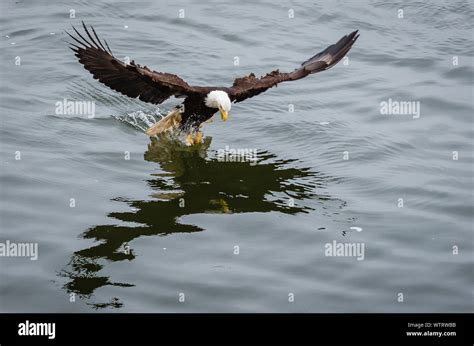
[68,22,359,145]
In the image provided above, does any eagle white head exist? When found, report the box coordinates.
[205,90,231,121]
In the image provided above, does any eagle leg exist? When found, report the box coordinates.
[185,131,202,146]
[194,131,203,144]
[185,133,195,146]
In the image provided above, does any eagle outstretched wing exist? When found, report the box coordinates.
[227,30,359,103]
[69,23,359,106]
[67,22,201,104]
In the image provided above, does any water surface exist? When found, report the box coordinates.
[0,0,473,312]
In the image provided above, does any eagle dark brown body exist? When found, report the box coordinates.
[180,94,218,132]
[67,22,359,144]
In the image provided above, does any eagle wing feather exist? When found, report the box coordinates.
[228,30,359,103]
[68,22,200,104]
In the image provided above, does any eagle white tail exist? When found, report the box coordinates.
[146,108,182,136]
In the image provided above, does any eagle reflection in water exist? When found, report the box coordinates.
[59,136,334,309]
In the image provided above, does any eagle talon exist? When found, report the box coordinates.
[195,131,203,144]
[185,133,194,146]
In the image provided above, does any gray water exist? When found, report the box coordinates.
[0,0,472,312]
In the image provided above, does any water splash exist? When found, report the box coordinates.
[113,109,187,144]
[112,109,162,132]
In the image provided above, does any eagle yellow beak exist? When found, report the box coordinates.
[219,107,228,121]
